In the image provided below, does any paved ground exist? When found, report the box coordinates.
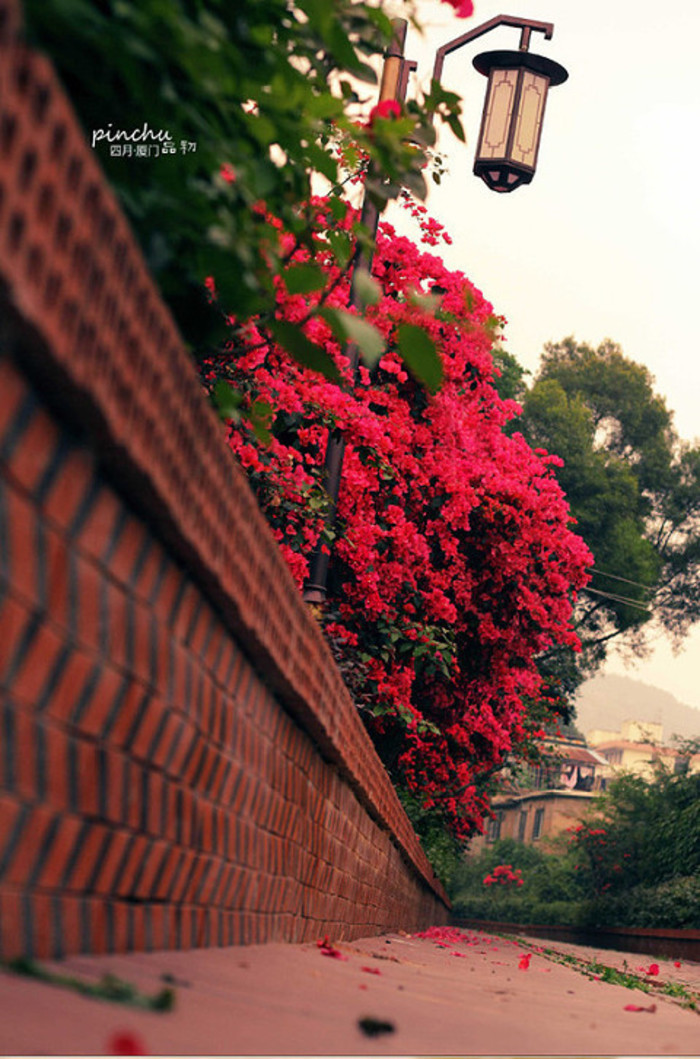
[1,925,699,1055]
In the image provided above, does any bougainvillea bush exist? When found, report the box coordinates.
[205,198,591,840]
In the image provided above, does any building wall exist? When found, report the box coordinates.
[470,791,595,854]
[0,6,448,960]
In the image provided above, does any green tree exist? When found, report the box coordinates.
[570,765,700,893]
[518,337,700,669]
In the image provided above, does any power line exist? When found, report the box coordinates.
[589,567,654,592]
[580,586,651,613]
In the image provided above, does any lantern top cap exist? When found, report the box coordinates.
[473,48,568,86]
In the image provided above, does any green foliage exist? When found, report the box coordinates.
[571,766,700,893]
[23,0,462,391]
[5,958,175,1011]
[518,337,700,675]
[580,874,700,929]
[452,766,700,929]
[397,787,464,890]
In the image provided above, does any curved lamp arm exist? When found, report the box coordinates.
[432,14,554,85]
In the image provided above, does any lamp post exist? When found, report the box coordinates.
[303,14,567,605]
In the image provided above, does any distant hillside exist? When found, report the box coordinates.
[574,674,700,745]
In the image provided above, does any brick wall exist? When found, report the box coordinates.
[0,1,449,958]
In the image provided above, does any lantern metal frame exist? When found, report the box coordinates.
[431,15,568,194]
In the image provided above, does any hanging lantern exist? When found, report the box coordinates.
[472,49,568,193]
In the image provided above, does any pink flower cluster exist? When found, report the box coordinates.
[208,196,590,838]
[483,864,524,887]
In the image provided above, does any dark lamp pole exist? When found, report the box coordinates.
[302,15,567,604]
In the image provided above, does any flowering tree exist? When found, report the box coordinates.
[483,864,524,888]
[205,198,591,840]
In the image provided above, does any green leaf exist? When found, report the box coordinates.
[321,308,385,367]
[446,111,466,143]
[353,268,382,307]
[268,320,340,382]
[327,229,353,268]
[212,379,243,420]
[284,262,326,295]
[397,324,444,393]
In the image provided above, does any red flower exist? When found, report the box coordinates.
[518,954,531,970]
[317,935,349,960]
[214,194,591,841]
[107,1032,148,1055]
[647,963,660,976]
[441,0,475,16]
[369,99,402,124]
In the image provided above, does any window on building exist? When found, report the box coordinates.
[517,811,528,842]
[532,808,545,840]
[487,812,503,842]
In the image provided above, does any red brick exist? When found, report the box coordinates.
[99,748,126,826]
[130,903,146,951]
[34,813,82,889]
[152,845,181,901]
[72,554,102,653]
[152,567,185,625]
[86,897,109,954]
[44,644,95,724]
[4,485,40,606]
[11,706,37,801]
[76,661,123,738]
[75,739,100,816]
[0,592,32,679]
[131,542,164,604]
[131,599,153,683]
[104,515,146,586]
[28,890,54,958]
[91,828,131,896]
[129,694,166,762]
[4,405,60,497]
[145,770,164,837]
[42,447,94,531]
[2,803,54,886]
[105,677,145,748]
[0,886,24,959]
[73,487,121,562]
[42,721,70,809]
[171,582,198,645]
[63,822,109,892]
[59,893,82,956]
[133,839,168,900]
[113,833,149,897]
[148,710,181,772]
[149,902,166,950]
[110,899,129,953]
[43,526,71,630]
[102,580,128,669]
[0,359,30,437]
[11,619,65,708]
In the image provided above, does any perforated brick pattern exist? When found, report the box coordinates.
[0,7,448,958]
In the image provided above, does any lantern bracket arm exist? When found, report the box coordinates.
[432,15,554,86]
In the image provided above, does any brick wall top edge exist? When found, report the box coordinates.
[0,24,449,907]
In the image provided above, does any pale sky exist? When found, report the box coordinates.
[384,0,700,708]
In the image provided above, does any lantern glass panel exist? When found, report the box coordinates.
[511,70,549,167]
[477,67,518,160]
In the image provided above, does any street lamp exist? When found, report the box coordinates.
[432,16,568,193]
[303,15,567,604]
